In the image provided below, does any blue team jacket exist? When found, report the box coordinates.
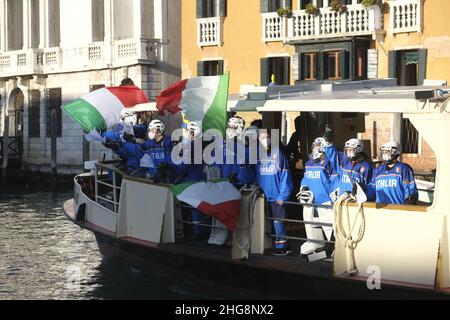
[301,158,338,204]
[324,145,375,201]
[256,147,293,202]
[142,135,173,177]
[115,141,144,173]
[370,162,418,204]
[216,140,256,187]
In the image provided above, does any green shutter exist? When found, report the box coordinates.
[260,0,269,13]
[340,50,349,79]
[219,0,227,17]
[315,52,321,80]
[218,60,224,75]
[388,50,397,79]
[197,61,205,76]
[28,89,41,138]
[283,56,290,85]
[418,49,428,85]
[260,58,269,85]
[196,0,204,18]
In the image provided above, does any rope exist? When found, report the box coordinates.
[333,192,366,276]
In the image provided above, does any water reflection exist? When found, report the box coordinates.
[0,183,267,300]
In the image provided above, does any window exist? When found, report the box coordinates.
[260,57,290,85]
[261,0,292,13]
[46,88,62,138]
[203,0,216,18]
[268,0,281,12]
[28,90,41,138]
[197,0,227,18]
[324,51,340,80]
[197,60,224,76]
[401,118,419,154]
[389,49,427,86]
[302,53,317,80]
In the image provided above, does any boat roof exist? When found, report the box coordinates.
[259,86,450,114]
[132,80,450,115]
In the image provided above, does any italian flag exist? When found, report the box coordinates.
[62,86,149,132]
[156,75,229,135]
[171,179,241,231]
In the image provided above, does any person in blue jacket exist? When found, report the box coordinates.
[370,141,418,205]
[114,138,144,175]
[323,125,374,201]
[141,119,173,182]
[220,117,256,188]
[298,137,338,255]
[257,130,293,256]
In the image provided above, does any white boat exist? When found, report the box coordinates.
[63,84,450,299]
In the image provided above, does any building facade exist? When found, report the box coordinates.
[183,0,449,172]
[0,0,181,174]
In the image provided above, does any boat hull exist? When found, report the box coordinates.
[92,230,449,300]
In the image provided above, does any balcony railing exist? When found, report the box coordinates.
[197,17,224,47]
[389,0,423,35]
[0,38,160,77]
[262,4,383,42]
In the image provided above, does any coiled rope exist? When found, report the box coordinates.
[333,192,366,276]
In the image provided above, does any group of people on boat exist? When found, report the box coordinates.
[99,102,419,257]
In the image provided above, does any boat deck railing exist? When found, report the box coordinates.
[94,161,126,214]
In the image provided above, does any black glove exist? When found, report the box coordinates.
[122,132,135,142]
[323,124,334,144]
[103,140,122,151]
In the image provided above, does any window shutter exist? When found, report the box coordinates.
[46,88,62,138]
[316,0,323,8]
[219,0,227,17]
[340,50,349,79]
[418,49,428,85]
[283,56,290,85]
[315,52,321,80]
[388,50,397,79]
[260,0,269,13]
[260,58,270,85]
[218,60,224,75]
[197,61,205,76]
[28,89,41,138]
[292,53,300,82]
[196,0,204,18]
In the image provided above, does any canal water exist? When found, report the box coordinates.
[0,173,268,300]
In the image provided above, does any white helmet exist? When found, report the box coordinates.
[344,138,364,160]
[311,137,326,160]
[120,109,137,126]
[380,141,401,163]
[227,116,245,139]
[187,121,201,139]
[149,119,165,134]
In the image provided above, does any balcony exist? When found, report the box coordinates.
[262,4,383,43]
[389,0,423,35]
[0,38,161,78]
[197,17,224,47]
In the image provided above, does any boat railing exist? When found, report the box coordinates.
[94,161,126,214]
[180,194,335,255]
[267,201,336,248]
